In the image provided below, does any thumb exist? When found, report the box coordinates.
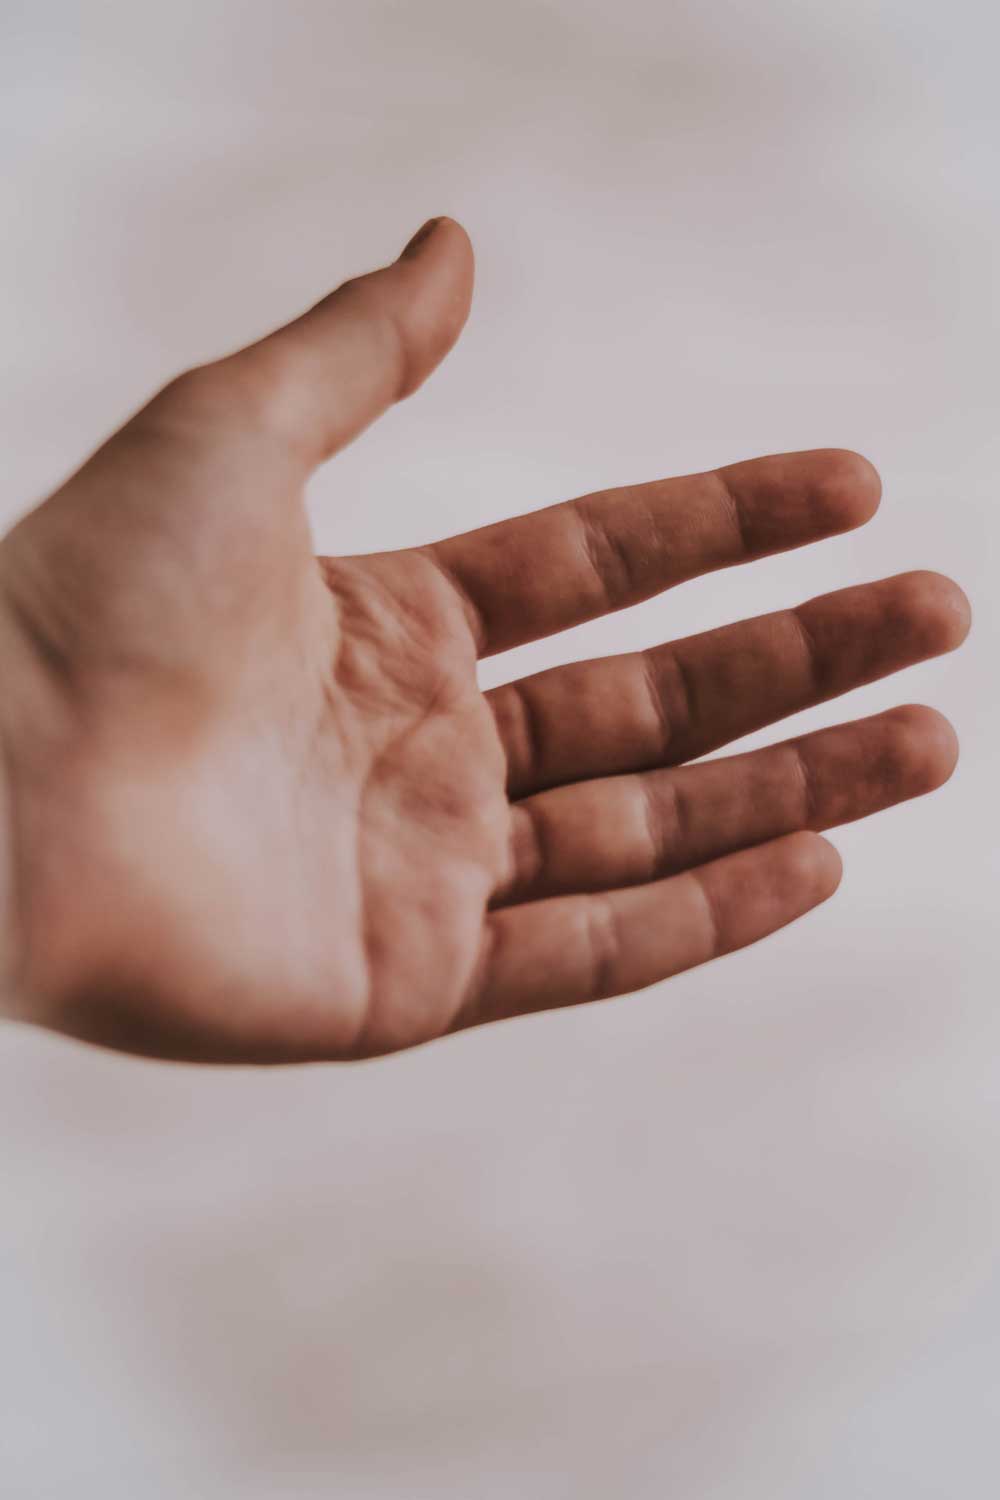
[203,215,474,468]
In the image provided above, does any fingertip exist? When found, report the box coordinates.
[728,832,843,948]
[742,831,843,915]
[813,448,883,532]
[893,570,972,655]
[788,829,844,900]
[399,214,474,269]
[390,215,475,398]
[435,214,474,259]
[727,447,883,556]
[886,703,960,793]
[399,216,446,260]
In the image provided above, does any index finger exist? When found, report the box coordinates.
[426,448,881,656]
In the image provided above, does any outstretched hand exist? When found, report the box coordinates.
[0,218,969,1061]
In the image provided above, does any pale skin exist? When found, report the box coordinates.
[0,217,970,1063]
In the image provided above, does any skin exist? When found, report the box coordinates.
[0,217,970,1064]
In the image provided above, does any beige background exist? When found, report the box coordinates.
[1,1,998,1495]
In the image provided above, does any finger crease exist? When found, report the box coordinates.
[789,741,818,827]
[453,917,503,1031]
[418,548,488,653]
[512,803,546,896]
[585,894,625,1002]
[638,775,674,879]
[789,606,823,696]
[379,300,419,403]
[648,647,698,760]
[573,501,635,610]
[711,469,749,556]
[639,652,676,761]
[690,869,725,960]
[507,682,545,791]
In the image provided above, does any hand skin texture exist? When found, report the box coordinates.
[0,217,970,1063]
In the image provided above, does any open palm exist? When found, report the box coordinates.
[0,218,969,1062]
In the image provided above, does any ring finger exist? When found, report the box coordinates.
[495,704,957,905]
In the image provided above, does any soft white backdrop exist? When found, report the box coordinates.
[1,2,997,1496]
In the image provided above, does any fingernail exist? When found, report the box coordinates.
[400,217,445,260]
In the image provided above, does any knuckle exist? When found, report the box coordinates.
[151,362,219,413]
[149,351,300,449]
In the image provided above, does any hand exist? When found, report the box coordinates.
[0,218,970,1063]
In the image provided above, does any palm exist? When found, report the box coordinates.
[302,549,510,1057]
[0,218,968,1063]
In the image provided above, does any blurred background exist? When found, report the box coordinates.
[1,1,997,1495]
